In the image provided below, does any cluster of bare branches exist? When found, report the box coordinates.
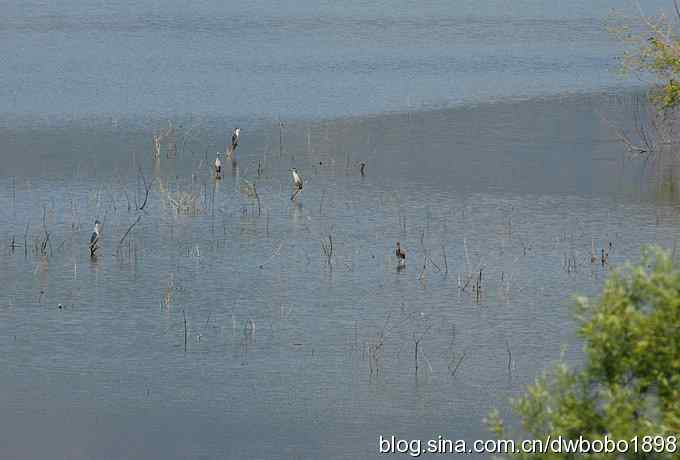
[599,95,660,155]
[445,325,467,379]
[320,234,333,267]
[367,312,390,377]
[161,186,205,216]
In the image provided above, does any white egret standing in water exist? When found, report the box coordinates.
[214,152,222,178]
[231,128,240,152]
[290,168,303,201]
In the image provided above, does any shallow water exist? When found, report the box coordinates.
[2,92,680,459]
[3,0,680,457]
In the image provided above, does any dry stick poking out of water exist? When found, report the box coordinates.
[319,190,326,215]
[182,309,188,353]
[278,118,284,157]
[24,223,29,258]
[418,229,428,280]
[39,205,52,257]
[321,234,333,266]
[597,96,656,154]
[401,306,434,378]
[505,339,513,379]
[119,215,142,248]
[368,312,391,377]
[413,322,433,377]
[136,164,155,211]
[417,230,442,281]
[442,245,448,275]
[449,350,467,379]
[253,183,261,216]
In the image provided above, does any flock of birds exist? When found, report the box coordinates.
[213,127,305,201]
[88,127,407,266]
[86,126,622,272]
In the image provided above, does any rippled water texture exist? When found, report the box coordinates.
[3,1,680,459]
[0,0,670,119]
[2,92,680,459]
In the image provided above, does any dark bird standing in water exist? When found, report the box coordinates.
[360,162,366,176]
[89,220,102,256]
[395,241,406,267]
[290,168,303,201]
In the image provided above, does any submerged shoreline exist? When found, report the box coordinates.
[0,87,654,200]
[0,85,650,129]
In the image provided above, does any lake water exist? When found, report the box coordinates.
[1,2,680,459]
[0,0,671,121]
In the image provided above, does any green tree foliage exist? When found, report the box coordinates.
[612,3,680,108]
[488,247,680,459]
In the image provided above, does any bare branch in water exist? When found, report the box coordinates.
[505,339,513,378]
[137,164,155,211]
[183,309,188,353]
[449,350,467,378]
[119,215,142,247]
[598,108,649,154]
[321,234,333,266]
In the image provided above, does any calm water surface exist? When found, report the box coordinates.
[2,1,680,459]
[2,93,680,459]
[0,0,671,119]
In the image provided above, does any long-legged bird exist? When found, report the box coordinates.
[90,220,102,256]
[290,168,303,201]
[214,152,222,178]
[395,241,406,267]
[231,128,240,152]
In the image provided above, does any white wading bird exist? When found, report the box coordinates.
[214,152,222,178]
[290,168,303,201]
[230,128,240,152]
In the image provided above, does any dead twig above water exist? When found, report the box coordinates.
[137,164,155,211]
[119,215,142,247]
[505,339,513,380]
[597,96,657,155]
[448,350,467,379]
[183,309,188,353]
[321,234,333,266]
